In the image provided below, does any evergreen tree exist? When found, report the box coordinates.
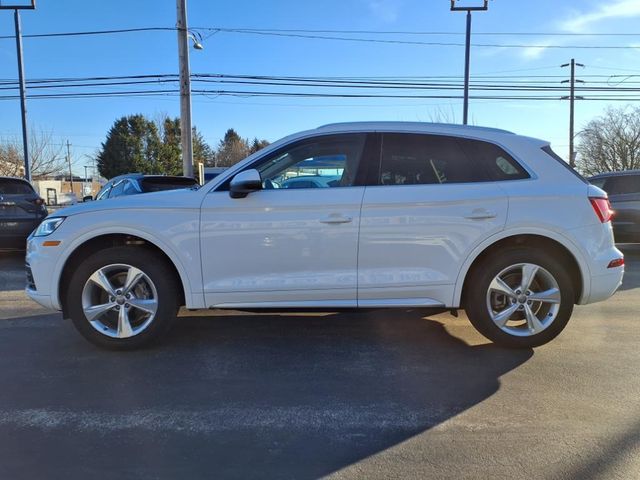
[97,115,161,178]
[214,128,250,167]
[249,137,270,155]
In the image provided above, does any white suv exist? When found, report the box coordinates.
[25,122,624,349]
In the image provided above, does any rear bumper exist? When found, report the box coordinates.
[0,218,42,249]
[587,267,624,304]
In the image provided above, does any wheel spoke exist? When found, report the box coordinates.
[520,264,539,292]
[491,303,520,327]
[489,276,517,298]
[122,266,144,295]
[117,307,133,338]
[529,288,561,304]
[89,269,116,296]
[128,298,157,316]
[524,304,544,334]
[84,302,115,322]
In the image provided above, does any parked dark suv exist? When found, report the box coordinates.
[0,177,48,250]
[589,170,640,243]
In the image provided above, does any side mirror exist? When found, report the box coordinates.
[82,195,93,202]
[229,169,262,198]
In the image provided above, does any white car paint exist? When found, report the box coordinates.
[25,122,623,316]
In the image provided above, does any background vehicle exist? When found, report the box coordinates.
[0,177,47,250]
[588,170,640,243]
[57,191,78,206]
[25,122,624,350]
[203,167,227,183]
[89,173,198,201]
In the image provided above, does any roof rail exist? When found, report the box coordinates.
[317,121,514,135]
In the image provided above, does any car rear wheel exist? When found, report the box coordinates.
[465,247,574,348]
[66,247,179,350]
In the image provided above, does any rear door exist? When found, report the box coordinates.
[357,133,521,307]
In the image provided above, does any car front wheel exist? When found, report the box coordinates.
[66,246,179,349]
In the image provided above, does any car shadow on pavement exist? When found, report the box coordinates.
[0,310,533,479]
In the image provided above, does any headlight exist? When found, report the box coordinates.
[33,217,65,237]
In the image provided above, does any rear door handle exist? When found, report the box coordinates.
[320,214,353,224]
[465,209,497,220]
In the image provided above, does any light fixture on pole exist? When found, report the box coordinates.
[450,0,489,125]
[1,0,36,182]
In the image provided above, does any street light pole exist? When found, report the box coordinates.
[2,2,36,181]
[14,9,30,181]
[450,0,489,125]
[176,0,194,178]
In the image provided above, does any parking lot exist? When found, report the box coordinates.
[0,246,638,479]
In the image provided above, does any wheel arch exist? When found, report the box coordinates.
[455,231,589,308]
[57,233,191,317]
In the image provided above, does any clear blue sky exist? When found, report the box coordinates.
[1,0,640,174]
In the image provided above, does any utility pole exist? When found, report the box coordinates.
[66,140,74,193]
[561,59,584,168]
[176,0,194,178]
[450,0,489,125]
[1,2,36,181]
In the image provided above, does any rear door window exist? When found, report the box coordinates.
[378,133,528,185]
[379,133,487,185]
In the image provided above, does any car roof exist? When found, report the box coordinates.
[316,121,515,136]
[0,176,30,183]
[589,169,640,179]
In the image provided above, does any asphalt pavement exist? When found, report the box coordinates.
[0,246,639,479]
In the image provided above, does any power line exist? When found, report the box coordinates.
[1,26,639,50]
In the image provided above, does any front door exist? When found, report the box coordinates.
[200,133,372,308]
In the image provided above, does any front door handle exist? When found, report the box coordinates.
[465,209,497,220]
[320,213,353,224]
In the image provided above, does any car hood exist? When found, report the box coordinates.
[50,188,201,217]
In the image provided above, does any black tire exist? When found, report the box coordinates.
[66,246,179,350]
[464,247,575,348]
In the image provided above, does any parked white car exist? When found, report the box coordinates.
[25,122,624,349]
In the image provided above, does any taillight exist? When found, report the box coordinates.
[30,197,45,206]
[589,197,614,223]
[607,258,624,268]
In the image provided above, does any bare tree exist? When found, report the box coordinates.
[577,106,640,176]
[0,129,66,179]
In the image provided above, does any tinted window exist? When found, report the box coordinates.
[140,177,198,192]
[459,139,529,181]
[603,175,640,195]
[0,178,34,195]
[379,134,489,185]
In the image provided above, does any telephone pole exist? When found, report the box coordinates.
[450,0,489,125]
[66,140,74,193]
[561,59,584,168]
[176,0,194,178]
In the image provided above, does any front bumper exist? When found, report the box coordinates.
[25,235,62,311]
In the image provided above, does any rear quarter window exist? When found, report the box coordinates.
[457,138,530,181]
